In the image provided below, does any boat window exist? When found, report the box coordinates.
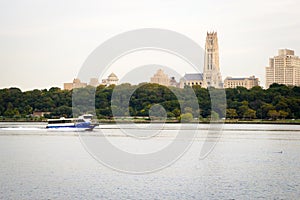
[48,120,64,124]
[48,119,73,124]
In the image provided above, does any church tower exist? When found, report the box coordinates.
[204,32,223,88]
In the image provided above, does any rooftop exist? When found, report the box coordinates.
[226,78,246,80]
[183,73,203,81]
[108,72,117,78]
[225,76,257,81]
[278,49,294,56]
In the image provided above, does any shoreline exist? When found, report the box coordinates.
[1,119,300,125]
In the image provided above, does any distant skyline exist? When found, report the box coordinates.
[1,0,300,90]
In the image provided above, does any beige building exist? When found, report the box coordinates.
[89,78,100,87]
[64,78,87,90]
[32,111,50,117]
[101,73,119,86]
[224,76,260,89]
[266,49,300,88]
[169,77,179,87]
[179,73,207,88]
[150,69,171,87]
[203,32,223,88]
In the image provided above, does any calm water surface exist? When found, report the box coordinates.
[0,123,299,199]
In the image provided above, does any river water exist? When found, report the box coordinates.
[0,123,299,199]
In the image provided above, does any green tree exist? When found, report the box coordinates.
[261,103,275,119]
[180,113,193,122]
[268,110,280,120]
[51,106,72,118]
[172,108,181,117]
[279,110,289,119]
[4,102,20,118]
[238,101,249,119]
[22,105,33,116]
[210,111,220,121]
[226,108,238,119]
[243,108,256,119]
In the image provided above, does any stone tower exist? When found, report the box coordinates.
[204,32,223,88]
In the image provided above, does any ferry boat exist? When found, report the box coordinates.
[46,114,97,131]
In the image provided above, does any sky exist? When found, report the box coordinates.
[0,0,300,90]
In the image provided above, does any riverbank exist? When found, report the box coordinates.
[1,117,300,124]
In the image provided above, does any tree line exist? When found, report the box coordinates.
[0,83,299,120]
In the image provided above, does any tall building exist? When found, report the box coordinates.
[265,49,300,88]
[224,76,260,89]
[64,78,87,90]
[203,32,222,88]
[150,69,170,86]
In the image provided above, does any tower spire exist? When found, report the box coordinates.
[203,32,222,88]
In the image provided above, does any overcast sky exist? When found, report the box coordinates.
[1,0,300,90]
